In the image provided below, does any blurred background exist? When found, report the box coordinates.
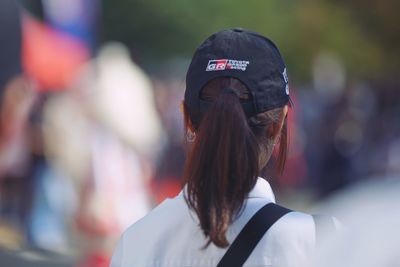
[0,0,399,266]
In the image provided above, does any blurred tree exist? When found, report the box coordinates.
[98,0,398,82]
[331,0,400,78]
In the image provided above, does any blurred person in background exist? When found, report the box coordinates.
[0,0,37,247]
[41,42,162,267]
[110,29,335,267]
[0,0,74,266]
[1,1,161,266]
[152,78,186,203]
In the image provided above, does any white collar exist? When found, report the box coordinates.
[177,177,275,203]
[247,177,276,203]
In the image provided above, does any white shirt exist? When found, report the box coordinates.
[110,178,316,267]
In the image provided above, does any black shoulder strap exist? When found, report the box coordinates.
[217,203,292,267]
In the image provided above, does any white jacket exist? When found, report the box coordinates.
[110,178,316,267]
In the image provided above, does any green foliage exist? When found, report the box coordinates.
[102,0,396,82]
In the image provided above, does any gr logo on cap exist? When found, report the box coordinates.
[206,59,250,72]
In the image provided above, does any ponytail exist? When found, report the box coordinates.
[183,77,288,248]
[183,86,259,248]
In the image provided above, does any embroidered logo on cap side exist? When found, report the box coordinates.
[206,59,250,71]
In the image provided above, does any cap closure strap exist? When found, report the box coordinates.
[221,87,240,97]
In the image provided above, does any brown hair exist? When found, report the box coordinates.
[183,77,288,248]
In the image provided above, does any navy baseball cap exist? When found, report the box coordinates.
[185,28,291,125]
[0,0,22,91]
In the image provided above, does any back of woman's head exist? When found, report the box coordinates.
[183,29,290,248]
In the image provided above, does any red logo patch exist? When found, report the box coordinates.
[206,59,228,71]
[206,59,249,71]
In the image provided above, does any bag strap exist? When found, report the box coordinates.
[217,203,292,267]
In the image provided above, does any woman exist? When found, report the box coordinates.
[110,28,317,267]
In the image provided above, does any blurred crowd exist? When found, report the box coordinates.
[1,0,399,266]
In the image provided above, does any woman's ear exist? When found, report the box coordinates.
[265,105,288,142]
[276,105,288,138]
